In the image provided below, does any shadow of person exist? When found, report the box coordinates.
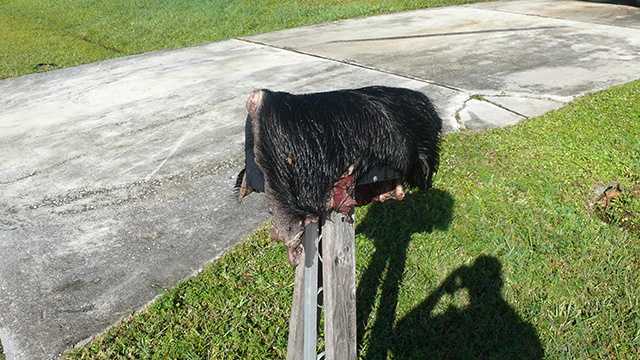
[355,189,454,359]
[392,256,544,359]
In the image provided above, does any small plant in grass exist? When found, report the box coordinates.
[591,182,640,235]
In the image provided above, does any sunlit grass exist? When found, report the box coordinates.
[0,0,487,79]
[67,81,640,359]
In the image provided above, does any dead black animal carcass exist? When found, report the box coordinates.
[235,86,442,264]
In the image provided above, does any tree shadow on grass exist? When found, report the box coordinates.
[355,190,543,359]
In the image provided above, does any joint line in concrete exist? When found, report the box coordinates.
[475,95,529,119]
[235,38,466,93]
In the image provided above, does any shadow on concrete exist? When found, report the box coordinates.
[581,0,639,6]
[330,26,566,44]
[355,191,543,359]
[354,189,454,359]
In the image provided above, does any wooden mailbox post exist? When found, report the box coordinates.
[286,211,357,360]
[286,166,398,360]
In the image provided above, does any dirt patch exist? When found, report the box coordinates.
[590,181,640,234]
[34,63,59,72]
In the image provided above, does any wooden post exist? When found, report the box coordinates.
[287,213,356,360]
[287,222,320,360]
[287,259,305,360]
[302,222,319,360]
[322,211,357,360]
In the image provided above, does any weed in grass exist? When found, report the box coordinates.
[33,63,60,72]
[591,182,640,235]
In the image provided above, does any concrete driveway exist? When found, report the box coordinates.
[1,1,639,358]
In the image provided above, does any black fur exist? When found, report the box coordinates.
[242,115,265,193]
[248,86,442,218]
[234,168,246,190]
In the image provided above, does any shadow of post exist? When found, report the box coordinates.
[355,189,454,359]
[355,190,543,359]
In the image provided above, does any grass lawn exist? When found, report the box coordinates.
[66,80,640,359]
[0,0,486,79]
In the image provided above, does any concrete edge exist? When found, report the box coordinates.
[65,220,270,356]
[466,1,640,30]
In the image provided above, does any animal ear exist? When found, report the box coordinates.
[234,168,254,200]
[246,89,267,123]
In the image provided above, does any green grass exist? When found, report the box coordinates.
[0,0,486,79]
[66,81,640,359]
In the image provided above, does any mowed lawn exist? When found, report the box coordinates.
[66,81,640,359]
[0,0,486,79]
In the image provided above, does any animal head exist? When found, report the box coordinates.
[269,205,304,248]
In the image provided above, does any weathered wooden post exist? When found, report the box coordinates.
[286,166,400,360]
[286,213,356,360]
[321,211,357,359]
[286,259,306,360]
[287,221,322,360]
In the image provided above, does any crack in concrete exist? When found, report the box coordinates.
[126,97,238,136]
[126,109,207,136]
[0,155,84,185]
[474,95,529,119]
[453,95,474,130]
[235,39,562,127]
[453,92,536,129]
[56,304,95,314]
[328,25,566,43]
[235,38,467,93]
[474,91,572,104]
